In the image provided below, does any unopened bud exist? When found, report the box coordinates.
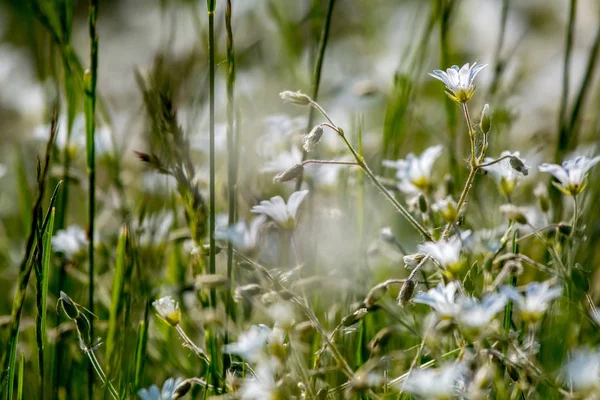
[499,204,528,225]
[397,279,416,307]
[279,90,311,106]
[173,379,193,399]
[534,183,550,213]
[234,283,263,301]
[274,163,304,183]
[364,282,388,308]
[509,156,529,176]
[302,125,324,152]
[480,104,491,134]
[418,193,428,214]
[403,253,425,268]
[342,308,368,327]
[58,291,80,320]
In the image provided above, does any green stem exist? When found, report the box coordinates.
[84,1,99,397]
[339,133,433,241]
[224,0,236,381]
[442,102,479,239]
[295,0,336,191]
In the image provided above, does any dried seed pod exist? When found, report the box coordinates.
[342,308,369,327]
[274,163,304,183]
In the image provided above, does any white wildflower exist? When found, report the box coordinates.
[455,293,507,330]
[560,349,600,393]
[251,190,309,229]
[418,236,463,274]
[414,281,461,319]
[239,357,279,400]
[279,90,311,106]
[399,363,467,399]
[223,324,270,362]
[152,296,180,327]
[500,281,562,323]
[216,215,266,253]
[0,164,6,179]
[138,377,183,400]
[429,62,487,103]
[383,145,443,192]
[267,302,295,330]
[262,146,303,173]
[539,155,600,196]
[482,151,529,197]
[52,226,88,258]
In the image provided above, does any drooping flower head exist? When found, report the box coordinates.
[500,281,562,323]
[152,296,181,327]
[383,145,443,193]
[251,190,309,229]
[429,62,487,103]
[539,155,600,196]
[482,151,530,197]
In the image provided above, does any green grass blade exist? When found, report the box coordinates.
[16,353,24,400]
[106,225,128,375]
[133,318,149,390]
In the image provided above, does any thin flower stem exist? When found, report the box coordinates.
[442,102,481,239]
[338,133,434,241]
[175,324,210,364]
[478,155,512,169]
[302,160,358,167]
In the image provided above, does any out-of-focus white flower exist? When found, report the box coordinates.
[403,253,425,268]
[500,281,562,323]
[418,236,463,274]
[134,211,174,246]
[414,282,461,319]
[239,357,279,400]
[152,296,180,327]
[399,363,467,399]
[262,146,303,173]
[383,145,443,193]
[0,164,6,179]
[138,377,183,400]
[482,151,529,197]
[267,302,295,330]
[560,349,600,393]
[432,196,458,223]
[429,62,487,103]
[539,155,600,196]
[591,308,600,325]
[216,215,266,253]
[251,190,309,229]
[52,226,88,258]
[455,293,507,330]
[223,324,270,362]
[499,204,530,225]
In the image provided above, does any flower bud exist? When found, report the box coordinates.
[364,282,388,308]
[480,104,491,134]
[342,308,368,327]
[279,90,311,106]
[397,279,416,307]
[302,125,324,152]
[274,163,304,183]
[418,193,428,214]
[534,183,550,213]
[173,379,193,399]
[403,253,425,269]
[444,173,455,196]
[379,227,396,244]
[499,204,528,225]
[509,156,529,176]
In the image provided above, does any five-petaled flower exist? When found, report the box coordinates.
[418,236,464,276]
[429,62,487,103]
[539,155,600,196]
